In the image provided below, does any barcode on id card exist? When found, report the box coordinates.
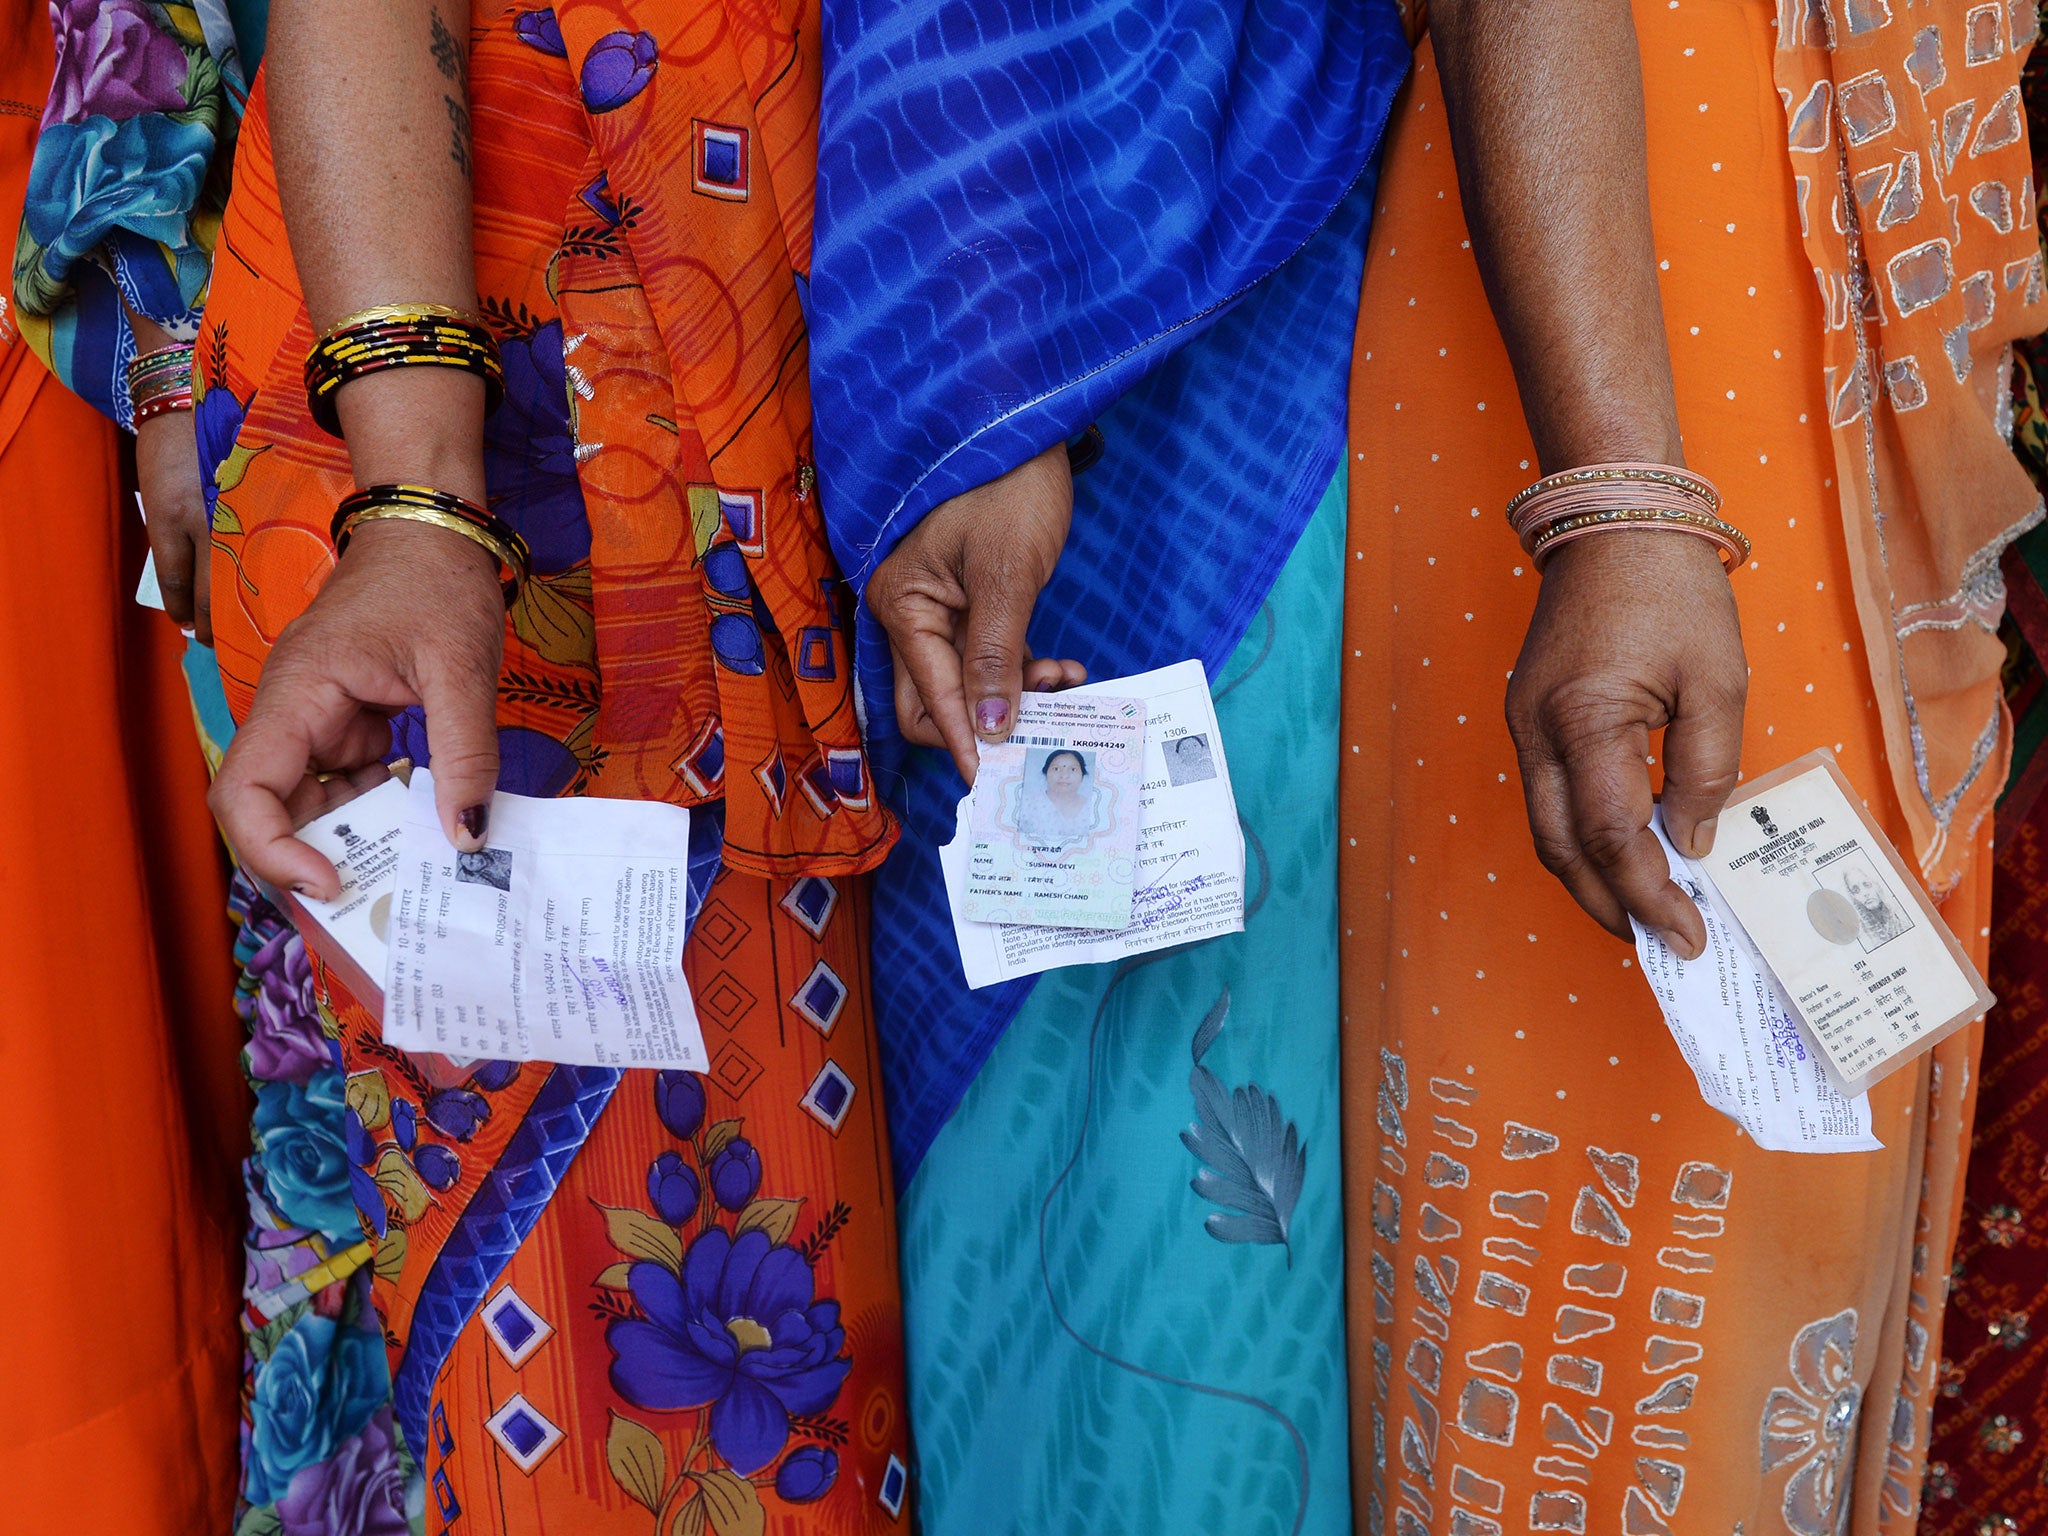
[1013,736,1072,747]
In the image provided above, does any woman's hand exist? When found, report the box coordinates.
[208,519,507,898]
[135,409,214,642]
[867,442,1086,782]
[1504,531,1747,958]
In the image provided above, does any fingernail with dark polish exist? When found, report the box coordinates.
[459,804,490,842]
[974,698,1009,735]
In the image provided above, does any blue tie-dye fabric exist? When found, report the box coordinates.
[809,0,1409,1181]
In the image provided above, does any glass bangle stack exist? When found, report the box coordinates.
[1506,461,1751,572]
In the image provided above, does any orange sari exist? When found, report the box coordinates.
[203,2,909,1529]
[1343,1,2041,1531]
[0,3,245,1525]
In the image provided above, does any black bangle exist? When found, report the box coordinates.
[304,310,504,437]
[330,483,531,605]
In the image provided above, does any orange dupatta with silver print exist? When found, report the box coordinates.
[1776,0,2048,894]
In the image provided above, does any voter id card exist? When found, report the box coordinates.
[961,691,1146,929]
[1700,749,1993,1097]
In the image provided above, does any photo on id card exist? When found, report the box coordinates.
[961,692,1145,930]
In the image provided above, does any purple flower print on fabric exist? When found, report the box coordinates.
[276,1408,411,1536]
[655,1069,706,1140]
[775,1445,839,1503]
[513,7,567,56]
[484,320,589,573]
[648,1150,700,1225]
[244,923,330,1085]
[606,1231,851,1474]
[580,30,657,113]
[708,1137,761,1211]
[43,0,192,125]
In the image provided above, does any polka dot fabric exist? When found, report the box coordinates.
[1339,8,1991,1533]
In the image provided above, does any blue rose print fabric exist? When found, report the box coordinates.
[13,0,249,427]
[232,878,419,1534]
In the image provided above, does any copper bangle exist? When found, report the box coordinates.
[1527,507,1752,572]
[1505,461,1721,527]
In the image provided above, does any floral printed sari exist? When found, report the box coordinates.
[14,0,248,423]
[197,0,912,1530]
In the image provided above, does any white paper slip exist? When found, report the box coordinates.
[1632,814,1881,1154]
[286,775,410,1007]
[1703,749,1993,1097]
[134,493,166,611]
[383,769,708,1070]
[942,659,1244,988]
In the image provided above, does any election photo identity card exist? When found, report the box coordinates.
[382,770,709,1071]
[961,691,1147,930]
[943,660,1247,987]
[276,772,410,1010]
[1700,749,1993,1098]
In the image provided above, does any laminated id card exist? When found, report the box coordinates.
[961,691,1146,929]
[1699,749,1993,1097]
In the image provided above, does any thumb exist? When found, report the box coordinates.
[957,551,1036,746]
[1658,686,1744,859]
[418,663,502,852]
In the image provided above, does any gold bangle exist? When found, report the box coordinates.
[320,302,481,339]
[334,505,526,602]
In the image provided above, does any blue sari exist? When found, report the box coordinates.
[808,0,1408,1526]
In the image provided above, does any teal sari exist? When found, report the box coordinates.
[900,474,1351,1534]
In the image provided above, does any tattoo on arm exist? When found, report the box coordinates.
[445,95,472,180]
[431,8,471,179]
[430,7,467,86]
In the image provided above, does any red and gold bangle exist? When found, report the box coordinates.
[304,305,504,437]
[133,384,195,424]
[331,484,531,604]
[126,342,195,423]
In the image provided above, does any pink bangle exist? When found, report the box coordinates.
[1505,460,1748,572]
[1528,506,1751,572]
[1506,460,1719,526]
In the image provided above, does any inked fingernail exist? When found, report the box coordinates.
[974,698,1009,735]
[459,804,490,842]
[292,883,314,897]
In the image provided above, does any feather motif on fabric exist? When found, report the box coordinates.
[1180,987,1306,1262]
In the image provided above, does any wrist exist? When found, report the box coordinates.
[1529,413,1685,475]
[343,514,503,587]
[332,369,489,504]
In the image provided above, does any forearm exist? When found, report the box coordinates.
[1429,0,1682,471]
[267,0,486,501]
